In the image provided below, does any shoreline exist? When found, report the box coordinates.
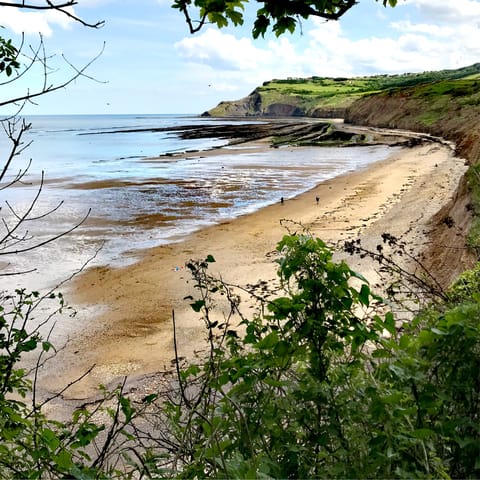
[37,140,467,402]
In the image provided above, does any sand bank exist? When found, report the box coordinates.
[38,141,467,400]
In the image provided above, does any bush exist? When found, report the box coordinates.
[150,233,480,479]
[0,289,149,479]
[2,235,479,479]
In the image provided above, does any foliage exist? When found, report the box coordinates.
[389,301,480,478]
[1,234,480,478]
[0,289,85,478]
[446,260,480,304]
[263,64,480,93]
[143,233,480,479]
[0,4,143,478]
[0,289,153,478]
[172,0,397,38]
[0,36,20,77]
[152,234,384,477]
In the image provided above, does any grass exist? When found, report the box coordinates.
[208,63,480,117]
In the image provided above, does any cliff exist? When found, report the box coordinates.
[204,66,480,286]
[203,64,480,119]
[346,82,480,285]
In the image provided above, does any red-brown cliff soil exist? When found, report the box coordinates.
[346,85,480,286]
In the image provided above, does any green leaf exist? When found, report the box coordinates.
[359,283,370,307]
[120,396,134,422]
[257,331,278,349]
[430,327,448,335]
[184,364,201,377]
[208,12,228,28]
[226,9,244,26]
[411,428,435,440]
[253,14,270,38]
[273,339,289,357]
[190,300,205,312]
[142,393,158,403]
[372,348,392,358]
[384,311,396,335]
[72,423,105,448]
[217,371,230,386]
[54,449,74,471]
[19,338,38,352]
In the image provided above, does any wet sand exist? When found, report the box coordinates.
[38,141,467,401]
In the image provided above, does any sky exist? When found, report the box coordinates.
[1,0,480,115]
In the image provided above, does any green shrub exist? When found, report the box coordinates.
[3,235,480,479]
[152,234,480,479]
[0,289,147,478]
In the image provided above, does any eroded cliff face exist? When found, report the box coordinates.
[346,92,480,286]
[204,82,480,286]
[202,89,347,117]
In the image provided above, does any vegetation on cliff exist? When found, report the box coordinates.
[346,74,480,286]
[204,63,480,118]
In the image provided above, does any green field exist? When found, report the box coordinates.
[206,63,480,116]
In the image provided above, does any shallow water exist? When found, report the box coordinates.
[0,114,399,291]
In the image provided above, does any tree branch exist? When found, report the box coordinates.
[0,1,104,28]
[0,41,106,108]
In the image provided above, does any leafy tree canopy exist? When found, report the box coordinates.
[173,0,398,37]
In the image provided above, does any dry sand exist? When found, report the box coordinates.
[38,140,467,401]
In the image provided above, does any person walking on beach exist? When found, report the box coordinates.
[280,197,284,205]
[316,195,320,205]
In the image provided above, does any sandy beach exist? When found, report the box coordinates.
[37,139,467,401]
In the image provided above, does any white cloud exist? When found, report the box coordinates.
[304,10,480,76]
[0,5,75,36]
[175,28,271,71]
[173,28,325,102]
[390,21,454,37]
[172,0,480,95]
[173,1,480,114]
[403,0,480,23]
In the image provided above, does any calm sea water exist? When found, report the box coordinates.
[1,114,398,291]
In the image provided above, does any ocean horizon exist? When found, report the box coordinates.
[1,114,399,291]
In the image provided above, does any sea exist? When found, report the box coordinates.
[0,114,398,292]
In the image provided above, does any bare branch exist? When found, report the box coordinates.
[0,42,106,108]
[0,1,105,28]
[0,207,91,258]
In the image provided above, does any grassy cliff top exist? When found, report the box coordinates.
[205,63,480,117]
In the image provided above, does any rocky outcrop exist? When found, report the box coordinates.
[264,103,305,116]
[202,90,262,117]
[311,107,346,118]
[203,88,343,118]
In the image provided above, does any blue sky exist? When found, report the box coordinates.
[2,0,480,115]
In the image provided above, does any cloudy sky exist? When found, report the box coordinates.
[2,0,480,115]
